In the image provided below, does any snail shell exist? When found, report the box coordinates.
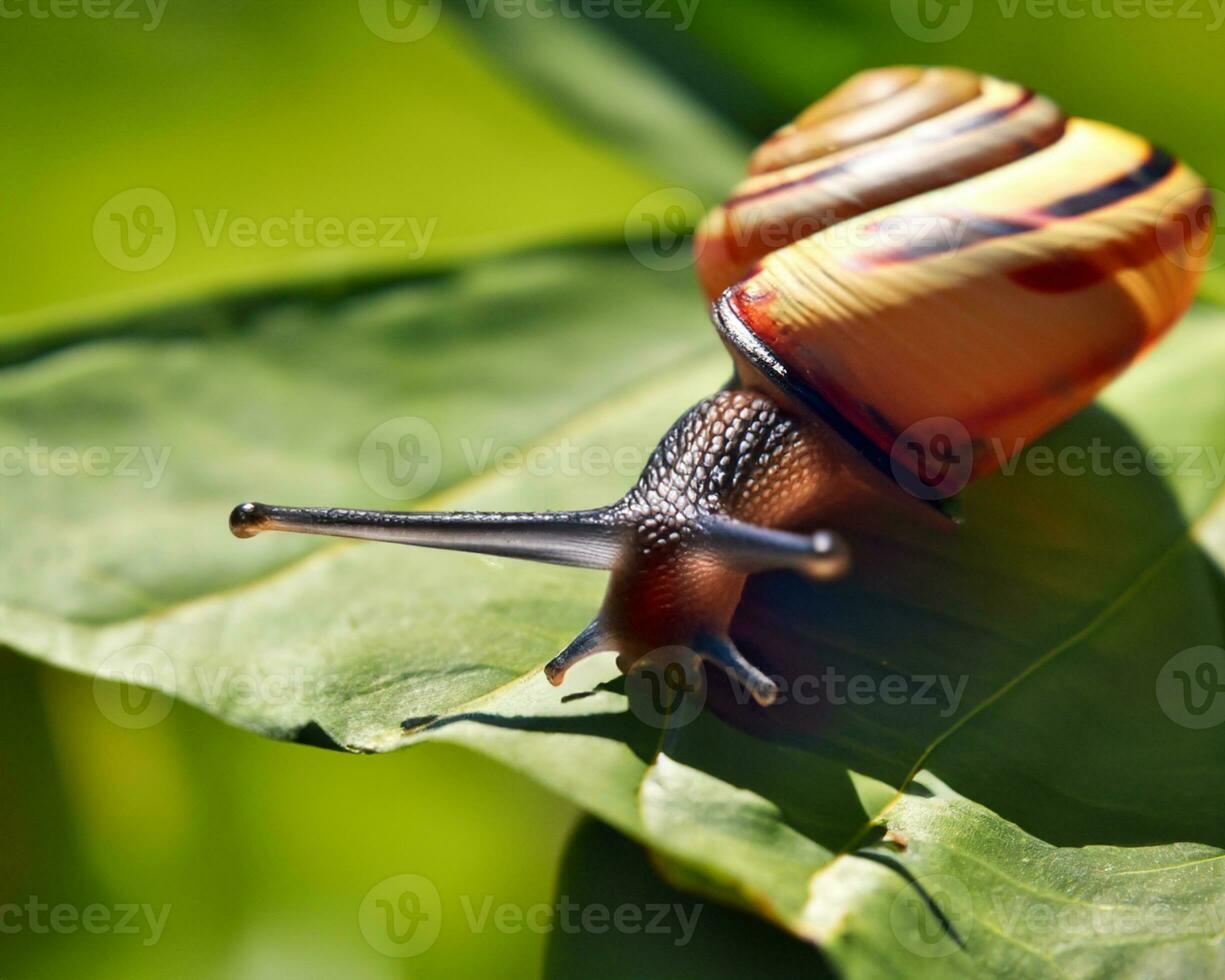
[697,66,1214,481]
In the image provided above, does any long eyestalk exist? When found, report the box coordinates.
[699,517,849,579]
[230,502,625,570]
[230,501,847,578]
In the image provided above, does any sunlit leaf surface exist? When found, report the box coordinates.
[4,241,1225,975]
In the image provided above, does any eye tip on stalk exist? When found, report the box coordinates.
[805,529,851,579]
[230,502,270,539]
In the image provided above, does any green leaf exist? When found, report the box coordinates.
[439,0,749,202]
[832,772,1225,977]
[547,793,1225,979]
[0,245,719,742]
[6,246,1225,975]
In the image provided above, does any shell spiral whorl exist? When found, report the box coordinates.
[697,65,1214,483]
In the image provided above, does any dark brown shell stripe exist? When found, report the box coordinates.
[748,66,984,174]
[726,88,1044,209]
[860,146,1177,266]
[695,69,1069,299]
[702,68,1212,484]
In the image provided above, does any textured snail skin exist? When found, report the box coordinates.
[230,66,1213,706]
[599,391,851,661]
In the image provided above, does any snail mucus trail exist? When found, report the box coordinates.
[229,66,1213,706]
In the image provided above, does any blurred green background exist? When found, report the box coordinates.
[1,0,1221,976]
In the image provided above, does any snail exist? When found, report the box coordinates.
[230,66,1214,707]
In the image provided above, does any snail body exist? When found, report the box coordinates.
[231,67,1213,706]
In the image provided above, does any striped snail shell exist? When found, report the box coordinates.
[697,65,1213,484]
[231,66,1214,707]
